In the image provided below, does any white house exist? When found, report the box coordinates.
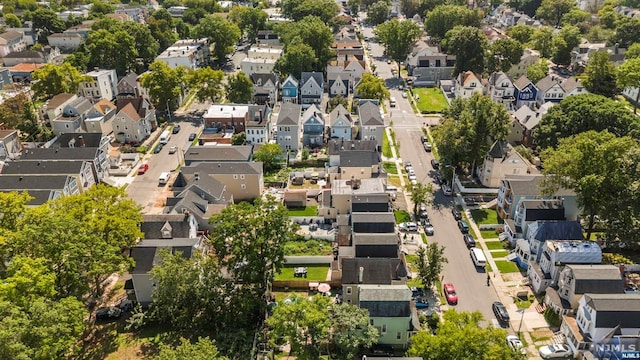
[155,38,211,69]
[329,104,353,140]
[0,30,27,57]
[486,71,515,111]
[535,75,566,106]
[79,69,118,101]
[454,71,484,99]
[508,48,540,79]
[300,72,324,108]
[46,33,83,51]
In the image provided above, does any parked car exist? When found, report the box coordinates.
[411,287,424,298]
[137,163,149,175]
[431,159,440,169]
[168,146,177,154]
[410,179,418,185]
[423,142,432,152]
[96,306,122,321]
[408,168,416,176]
[414,296,429,308]
[492,301,510,323]
[404,161,412,169]
[154,143,163,153]
[402,92,407,98]
[538,344,572,359]
[457,220,469,234]
[399,222,418,232]
[463,233,476,248]
[442,184,453,196]
[506,335,527,355]
[419,204,429,219]
[452,207,462,220]
[420,135,428,143]
[408,174,417,181]
[423,222,434,235]
[443,283,458,305]
[172,124,181,134]
[387,59,391,64]
[188,133,197,141]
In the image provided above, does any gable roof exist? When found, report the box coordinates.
[300,71,324,88]
[513,105,540,130]
[488,71,512,87]
[55,133,105,148]
[61,97,93,118]
[251,73,278,86]
[3,49,46,59]
[276,102,301,125]
[130,239,198,274]
[514,75,533,89]
[460,71,481,86]
[353,233,399,245]
[358,101,383,126]
[584,293,640,329]
[0,174,71,190]
[341,258,407,284]
[302,104,323,124]
[140,213,192,239]
[282,74,298,87]
[561,77,583,93]
[531,220,584,241]
[116,98,148,120]
[183,145,253,163]
[567,265,624,294]
[0,160,86,175]
[180,161,263,176]
[351,212,395,224]
[117,72,138,91]
[92,99,116,115]
[359,284,412,301]
[0,31,22,42]
[340,150,379,167]
[21,147,99,161]
[536,75,563,93]
[46,93,77,109]
[328,139,377,155]
[329,104,352,126]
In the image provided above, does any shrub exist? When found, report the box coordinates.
[136,145,148,153]
[544,307,561,327]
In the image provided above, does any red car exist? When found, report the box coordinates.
[443,283,458,305]
[137,163,149,175]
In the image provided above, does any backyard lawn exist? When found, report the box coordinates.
[470,208,503,225]
[490,250,509,258]
[275,264,329,281]
[287,206,317,216]
[283,239,333,256]
[494,260,520,273]
[413,88,449,113]
[394,210,412,223]
[485,241,507,250]
[383,162,398,174]
[481,229,498,239]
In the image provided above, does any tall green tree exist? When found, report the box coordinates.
[408,182,434,218]
[626,43,640,59]
[330,303,380,358]
[185,67,225,103]
[4,13,22,28]
[535,0,577,27]
[424,5,482,41]
[148,9,179,52]
[275,16,334,70]
[192,15,242,62]
[140,61,186,111]
[527,58,549,83]
[156,337,228,360]
[375,18,422,74]
[367,0,391,26]
[280,0,340,23]
[617,57,640,113]
[530,27,554,58]
[442,26,488,75]
[535,94,639,149]
[226,72,253,103]
[81,29,138,75]
[506,24,534,44]
[611,16,640,48]
[274,40,316,79]
[355,73,390,102]
[31,63,88,101]
[551,25,581,66]
[605,145,640,249]
[487,38,524,73]
[583,50,618,98]
[89,0,115,17]
[416,243,448,289]
[400,0,420,18]
[228,6,268,42]
[29,8,66,43]
[253,143,283,171]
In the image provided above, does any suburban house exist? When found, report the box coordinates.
[357,101,385,150]
[545,265,624,315]
[0,30,27,57]
[0,129,21,159]
[116,72,143,99]
[240,45,282,76]
[506,117,525,144]
[0,159,96,193]
[176,161,264,202]
[454,71,484,99]
[46,33,83,51]
[352,212,395,233]
[245,104,272,145]
[327,69,350,98]
[319,177,386,219]
[8,63,44,83]
[405,43,455,86]
[329,104,353,140]
[251,73,279,105]
[280,74,299,103]
[513,75,538,110]
[299,72,324,108]
[84,99,116,135]
[358,284,417,349]
[512,105,542,147]
[114,4,150,23]
[327,58,367,86]
[535,75,567,106]
[301,104,324,148]
[112,98,156,144]
[50,96,93,135]
[353,232,399,258]
[339,150,381,180]
[1,46,61,67]
[78,69,118,101]
[202,104,254,137]
[334,40,365,62]
[529,240,603,294]
[276,102,302,154]
[341,258,407,305]
[155,38,211,69]
[41,93,78,123]
[510,199,566,241]
[256,30,280,46]
[183,145,254,166]
[486,71,515,111]
[0,174,82,204]
[167,174,232,230]
[512,220,584,269]
[476,141,537,188]
[508,48,540,79]
[327,139,377,167]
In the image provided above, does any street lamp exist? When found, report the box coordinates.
[516,308,526,336]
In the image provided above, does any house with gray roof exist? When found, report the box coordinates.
[0,174,81,205]
[251,73,279,105]
[299,71,323,108]
[21,140,110,181]
[339,150,381,180]
[512,220,584,271]
[301,104,324,148]
[486,71,515,111]
[327,139,377,166]
[112,97,156,144]
[1,46,61,67]
[535,74,567,107]
[116,72,142,99]
[357,101,385,150]
[329,104,353,140]
[476,140,537,188]
[176,161,263,201]
[341,258,407,304]
[167,174,231,230]
[183,145,254,165]
[276,102,302,153]
[0,160,96,192]
[50,96,94,135]
[327,69,349,98]
[351,212,395,233]
[353,233,399,258]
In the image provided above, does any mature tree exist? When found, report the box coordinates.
[4,13,22,28]
[626,43,640,59]
[585,25,615,43]
[253,143,283,171]
[327,95,349,112]
[367,0,391,26]
[617,57,640,113]
[141,61,186,111]
[81,29,138,75]
[356,73,390,102]
[541,131,639,240]
[275,16,334,70]
[0,92,33,128]
[148,9,179,55]
[561,8,590,28]
[527,58,549,83]
[551,25,581,66]
[598,3,619,29]
[30,8,66,43]
[375,19,422,74]
[506,24,534,44]
[424,5,482,41]
[192,15,242,62]
[89,0,116,17]
[611,17,640,48]
[226,71,254,103]
[487,38,524,73]
[267,295,378,359]
[606,145,640,249]
[408,182,434,218]
[535,0,576,27]
[185,67,225,103]
[408,310,516,360]
[229,6,268,42]
[530,27,554,58]
[0,256,57,308]
[119,21,161,69]
[583,50,618,98]
[442,26,488,75]
[183,7,209,25]
[184,0,222,12]
[400,0,421,18]
[31,63,87,100]
[209,198,299,303]
[156,337,228,360]
[231,132,246,145]
[348,0,361,14]
[280,0,340,23]
[174,18,191,38]
[416,243,448,290]
[535,94,640,149]
[274,41,316,79]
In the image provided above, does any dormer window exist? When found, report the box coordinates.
[161,221,173,239]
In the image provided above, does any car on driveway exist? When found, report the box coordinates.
[492,301,510,324]
[452,207,462,220]
[430,159,439,169]
[137,163,149,175]
[399,222,418,232]
[96,306,122,321]
[538,344,572,359]
[463,233,476,248]
[188,133,197,141]
[172,124,181,134]
[457,220,469,233]
[506,335,527,355]
[443,283,458,305]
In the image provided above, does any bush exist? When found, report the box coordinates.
[544,307,561,327]
[427,313,440,333]
[602,252,634,265]
[136,145,148,153]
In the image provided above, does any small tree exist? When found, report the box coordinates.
[231,132,246,145]
[408,182,433,218]
[253,143,283,172]
[416,243,448,289]
[617,57,640,113]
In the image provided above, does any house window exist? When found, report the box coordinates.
[381,324,386,334]
[240,174,245,179]
[370,319,374,325]
[397,332,402,340]
[233,175,238,179]
[346,287,352,295]
[241,184,246,189]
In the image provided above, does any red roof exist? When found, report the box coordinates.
[8,63,46,72]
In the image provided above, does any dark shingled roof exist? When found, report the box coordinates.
[353,233,399,245]
[0,160,86,175]
[140,214,192,239]
[276,102,301,126]
[340,151,380,168]
[358,101,384,126]
[584,293,640,329]
[54,133,105,148]
[130,239,197,274]
[351,194,390,213]
[327,139,377,155]
[351,212,395,223]
[21,147,100,161]
[0,174,71,190]
[183,145,254,163]
[531,221,583,241]
[568,265,624,294]
[342,258,407,285]
[0,189,57,205]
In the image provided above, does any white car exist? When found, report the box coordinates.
[539,344,572,359]
[168,146,177,154]
[402,92,408,98]
[423,222,434,235]
[506,335,527,355]
[410,179,418,185]
[408,174,417,181]
[408,169,416,176]
[399,222,418,232]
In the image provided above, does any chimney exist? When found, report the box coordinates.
[359,266,364,283]
[194,172,200,180]
[78,135,85,147]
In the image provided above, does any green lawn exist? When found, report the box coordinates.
[470,209,503,225]
[407,278,423,288]
[383,162,398,174]
[490,250,509,258]
[283,239,333,256]
[485,241,507,250]
[494,260,520,273]
[515,295,535,309]
[394,210,412,223]
[405,254,418,268]
[382,132,392,158]
[275,264,329,281]
[421,233,428,244]
[287,206,317,216]
[413,88,449,113]
[481,229,498,239]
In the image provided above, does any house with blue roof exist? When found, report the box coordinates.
[513,75,538,110]
[511,220,584,270]
[281,74,298,104]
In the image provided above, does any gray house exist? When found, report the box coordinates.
[276,102,302,154]
[50,96,93,135]
[352,212,395,233]
[357,101,385,150]
[341,257,407,305]
[329,104,353,140]
[299,71,323,108]
[302,104,324,148]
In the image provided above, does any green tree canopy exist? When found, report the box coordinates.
[274,40,317,79]
[551,25,581,65]
[148,8,179,53]
[89,0,116,17]
[280,0,340,23]
[252,142,283,171]
[367,0,391,26]
[506,24,534,44]
[275,15,334,70]
[4,13,22,28]
[355,73,390,102]
[30,8,66,43]
[424,5,482,41]
[535,94,639,149]
[535,0,577,27]
[626,43,640,59]
[185,67,225,103]
[140,61,186,111]
[80,29,139,75]
[487,38,524,73]
[611,16,640,48]
[617,57,640,113]
[408,182,434,217]
[530,27,554,58]
[583,50,618,98]
[526,58,549,83]
[228,6,268,42]
[226,71,253,103]
[156,337,228,360]
[31,63,88,101]
[375,19,422,74]
[192,15,242,62]
[442,25,488,76]
[416,243,448,289]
